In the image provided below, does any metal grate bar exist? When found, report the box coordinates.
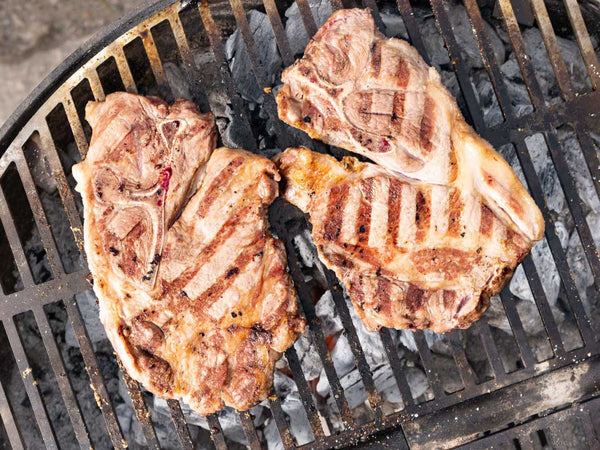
[33,305,92,449]
[228,0,295,149]
[499,292,536,369]
[38,123,85,253]
[322,268,384,418]
[295,0,319,39]
[64,295,126,449]
[0,187,35,287]
[12,149,63,275]
[263,0,294,66]
[3,318,58,450]
[117,358,161,449]
[140,26,173,99]
[166,399,194,450]
[86,70,106,102]
[274,214,354,428]
[361,0,387,34]
[572,123,600,201]
[562,0,600,90]
[511,138,595,346]
[429,0,485,130]
[207,414,227,450]
[239,410,261,450]
[379,328,415,408]
[395,0,429,64]
[268,395,296,449]
[528,0,574,100]
[447,330,476,389]
[497,0,545,109]
[198,1,258,150]
[0,377,24,450]
[113,46,139,94]
[285,346,325,438]
[168,11,212,113]
[63,97,89,159]
[520,256,565,355]
[476,318,506,383]
[412,330,445,399]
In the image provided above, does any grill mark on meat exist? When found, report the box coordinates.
[395,55,410,90]
[419,95,436,154]
[443,290,456,309]
[359,92,373,126]
[411,248,475,279]
[371,42,382,78]
[406,284,424,313]
[387,178,403,246]
[349,277,365,311]
[415,189,431,242]
[392,91,406,133]
[194,233,264,310]
[168,206,251,294]
[196,157,244,218]
[324,183,350,241]
[375,278,392,316]
[356,178,374,244]
[480,204,494,237]
[447,188,463,237]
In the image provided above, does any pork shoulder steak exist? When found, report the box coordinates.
[275,9,544,332]
[73,92,305,414]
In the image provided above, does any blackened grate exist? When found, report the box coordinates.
[0,0,599,448]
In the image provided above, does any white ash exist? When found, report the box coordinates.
[293,332,324,381]
[271,370,314,446]
[379,11,408,39]
[315,290,343,336]
[399,329,445,354]
[285,0,333,57]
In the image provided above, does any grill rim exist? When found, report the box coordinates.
[0,0,599,448]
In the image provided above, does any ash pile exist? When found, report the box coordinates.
[1,0,599,448]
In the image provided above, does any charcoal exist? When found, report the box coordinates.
[566,212,599,312]
[315,291,343,337]
[225,10,282,104]
[293,333,323,381]
[285,0,333,57]
[65,290,107,350]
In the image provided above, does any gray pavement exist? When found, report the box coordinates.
[0,0,144,127]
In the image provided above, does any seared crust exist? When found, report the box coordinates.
[73,92,305,415]
[275,148,530,333]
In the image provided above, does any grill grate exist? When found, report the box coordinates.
[0,0,599,448]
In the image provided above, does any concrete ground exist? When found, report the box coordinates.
[0,0,145,127]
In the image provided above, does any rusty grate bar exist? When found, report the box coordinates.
[263,0,294,66]
[166,399,194,449]
[268,393,297,449]
[498,293,536,369]
[412,330,445,399]
[3,317,58,449]
[563,0,600,90]
[477,318,507,383]
[447,330,476,389]
[207,413,228,450]
[395,0,429,63]
[198,1,258,150]
[296,0,319,38]
[274,213,355,428]
[118,359,161,449]
[33,305,92,448]
[239,410,262,450]
[63,98,89,158]
[322,266,385,418]
[379,328,415,409]
[285,345,325,438]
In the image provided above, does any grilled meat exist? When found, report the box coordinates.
[275,9,544,332]
[276,8,543,243]
[73,92,305,414]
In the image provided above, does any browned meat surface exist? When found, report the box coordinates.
[73,92,305,414]
[275,9,544,332]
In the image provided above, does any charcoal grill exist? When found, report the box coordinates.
[1,0,600,448]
